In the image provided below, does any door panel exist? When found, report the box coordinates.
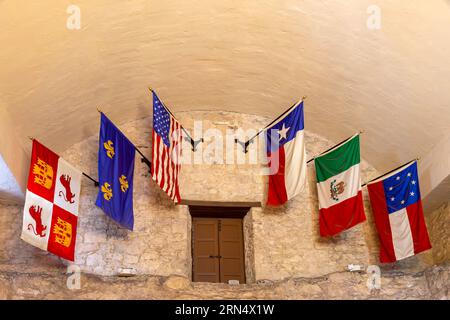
[192,218,220,283]
[219,219,245,284]
[192,215,246,284]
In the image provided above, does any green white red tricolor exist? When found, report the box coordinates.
[314,133,366,237]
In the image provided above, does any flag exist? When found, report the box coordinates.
[367,160,431,263]
[21,140,81,261]
[151,92,182,203]
[265,101,307,206]
[96,113,135,230]
[314,134,366,237]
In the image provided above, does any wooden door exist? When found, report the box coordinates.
[192,218,220,283]
[192,217,245,284]
[219,219,245,284]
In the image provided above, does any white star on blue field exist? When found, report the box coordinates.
[383,162,420,214]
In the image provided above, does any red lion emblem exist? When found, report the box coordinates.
[59,174,76,204]
[28,205,47,237]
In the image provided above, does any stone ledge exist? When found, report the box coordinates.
[0,262,447,300]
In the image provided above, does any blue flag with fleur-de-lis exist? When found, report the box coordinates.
[96,113,135,230]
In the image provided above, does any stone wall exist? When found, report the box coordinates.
[60,110,388,279]
[0,111,448,299]
[425,202,450,265]
[0,262,448,300]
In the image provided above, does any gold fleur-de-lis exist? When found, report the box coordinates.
[101,182,113,200]
[119,175,129,193]
[104,140,115,159]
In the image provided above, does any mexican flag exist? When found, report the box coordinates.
[314,134,366,237]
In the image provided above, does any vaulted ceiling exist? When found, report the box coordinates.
[0,0,449,205]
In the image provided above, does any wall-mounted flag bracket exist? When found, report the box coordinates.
[185,136,204,152]
[234,138,254,153]
[234,97,306,154]
[148,87,204,153]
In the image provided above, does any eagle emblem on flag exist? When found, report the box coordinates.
[330,180,346,201]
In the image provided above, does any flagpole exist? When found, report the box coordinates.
[148,87,204,152]
[28,137,100,187]
[361,158,419,187]
[235,97,306,153]
[96,109,152,169]
[260,97,306,134]
[306,131,364,164]
[82,172,100,187]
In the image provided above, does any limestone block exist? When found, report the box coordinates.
[163,275,191,290]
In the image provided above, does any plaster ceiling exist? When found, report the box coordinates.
[0,0,450,174]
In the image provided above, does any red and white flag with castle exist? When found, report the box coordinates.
[21,140,81,261]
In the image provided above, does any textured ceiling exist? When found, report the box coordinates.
[0,0,450,173]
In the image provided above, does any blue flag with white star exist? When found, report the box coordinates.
[96,113,135,230]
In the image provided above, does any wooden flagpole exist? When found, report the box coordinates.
[235,97,307,153]
[361,158,419,187]
[28,137,99,187]
[306,131,364,164]
[97,108,152,168]
[148,87,204,152]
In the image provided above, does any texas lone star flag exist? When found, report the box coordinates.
[21,140,81,261]
[314,133,366,237]
[265,100,307,206]
[367,160,431,263]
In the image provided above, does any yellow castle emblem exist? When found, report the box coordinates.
[104,140,115,159]
[32,158,54,190]
[53,217,72,248]
[101,182,113,200]
[119,175,129,193]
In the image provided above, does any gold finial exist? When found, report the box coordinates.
[28,136,34,141]
[359,130,365,134]
[302,95,307,101]
[97,107,102,114]
[148,87,154,93]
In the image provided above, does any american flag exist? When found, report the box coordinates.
[151,92,182,203]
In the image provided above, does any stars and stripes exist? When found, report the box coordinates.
[151,92,182,203]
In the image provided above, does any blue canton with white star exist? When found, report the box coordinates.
[153,93,171,147]
[383,161,420,214]
[266,101,304,153]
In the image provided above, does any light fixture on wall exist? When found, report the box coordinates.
[346,264,365,272]
[117,267,137,277]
